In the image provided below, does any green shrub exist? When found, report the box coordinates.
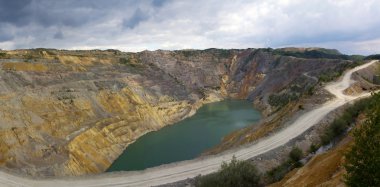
[364,54,380,60]
[180,50,198,57]
[307,86,315,95]
[266,147,304,183]
[119,57,131,64]
[267,161,291,182]
[119,57,143,72]
[289,147,303,162]
[268,93,299,108]
[320,97,372,145]
[320,129,334,145]
[196,156,261,187]
[344,93,380,187]
[298,105,304,110]
[272,49,350,60]
[309,144,320,153]
[318,60,364,83]
[219,50,232,58]
[318,72,341,82]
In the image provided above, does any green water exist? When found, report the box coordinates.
[107,100,261,172]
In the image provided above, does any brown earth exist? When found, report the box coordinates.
[269,136,350,187]
[0,48,359,176]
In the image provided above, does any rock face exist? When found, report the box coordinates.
[0,48,356,176]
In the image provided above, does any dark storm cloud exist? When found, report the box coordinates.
[54,31,64,39]
[152,0,168,7]
[0,23,15,42]
[0,0,33,26]
[0,32,13,42]
[0,0,111,28]
[122,8,149,29]
[0,0,161,29]
[0,0,379,55]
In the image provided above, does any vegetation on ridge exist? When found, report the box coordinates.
[272,48,349,60]
[364,54,380,60]
[268,93,299,108]
[265,147,303,183]
[319,97,372,145]
[195,156,262,187]
[344,92,380,187]
[318,60,364,82]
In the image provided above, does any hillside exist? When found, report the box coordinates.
[0,48,366,176]
[269,91,380,187]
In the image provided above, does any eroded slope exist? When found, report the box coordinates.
[0,48,356,176]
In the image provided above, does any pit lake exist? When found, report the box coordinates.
[107,100,261,171]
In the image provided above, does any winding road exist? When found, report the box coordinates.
[0,60,378,187]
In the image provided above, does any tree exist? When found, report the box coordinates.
[196,156,261,187]
[344,93,380,187]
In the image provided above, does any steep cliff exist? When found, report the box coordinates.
[0,48,358,176]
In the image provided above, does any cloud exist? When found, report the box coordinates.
[122,8,149,29]
[0,0,379,55]
[152,0,168,7]
[54,31,64,39]
[0,0,33,26]
[0,33,13,42]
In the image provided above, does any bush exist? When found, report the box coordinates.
[307,86,315,95]
[289,147,303,162]
[272,49,350,60]
[309,144,320,153]
[320,97,372,145]
[196,156,261,187]
[298,105,304,110]
[318,61,364,83]
[119,57,143,72]
[268,93,299,108]
[266,147,303,183]
[180,50,198,57]
[267,161,291,182]
[344,93,380,187]
[119,57,131,64]
[319,72,341,82]
[364,54,380,60]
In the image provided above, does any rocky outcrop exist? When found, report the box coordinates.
[0,48,357,176]
[0,49,230,176]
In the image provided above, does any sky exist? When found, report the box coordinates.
[0,0,379,55]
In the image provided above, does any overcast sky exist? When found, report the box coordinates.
[0,0,379,55]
